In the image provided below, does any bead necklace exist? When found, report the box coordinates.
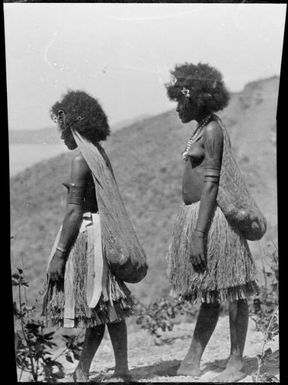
[182,114,212,160]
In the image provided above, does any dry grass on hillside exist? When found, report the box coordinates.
[10,77,278,304]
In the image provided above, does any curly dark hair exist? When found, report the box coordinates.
[50,90,110,144]
[165,62,230,113]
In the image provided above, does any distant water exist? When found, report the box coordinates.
[9,143,68,177]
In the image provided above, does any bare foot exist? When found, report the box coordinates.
[216,356,230,369]
[110,370,133,382]
[212,367,246,383]
[177,361,201,377]
[72,367,89,382]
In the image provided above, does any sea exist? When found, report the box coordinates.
[9,143,69,177]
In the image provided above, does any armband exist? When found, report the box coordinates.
[67,184,84,205]
[204,167,220,183]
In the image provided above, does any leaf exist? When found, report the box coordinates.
[61,334,71,340]
[43,341,57,349]
[263,347,272,359]
[72,351,80,361]
[42,350,52,356]
[65,352,73,363]
[62,334,76,343]
[44,332,55,340]
[45,360,65,379]
[256,354,262,363]
[76,341,84,348]
[26,322,39,331]
[12,273,20,280]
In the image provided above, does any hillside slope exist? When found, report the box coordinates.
[10,76,278,302]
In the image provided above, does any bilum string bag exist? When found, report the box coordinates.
[72,129,148,283]
[215,115,267,241]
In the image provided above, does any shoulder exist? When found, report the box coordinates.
[203,120,223,139]
[202,120,223,157]
[70,153,90,183]
[71,153,89,170]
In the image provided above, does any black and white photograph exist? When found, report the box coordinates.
[6,2,284,383]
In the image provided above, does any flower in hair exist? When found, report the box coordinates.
[181,87,191,98]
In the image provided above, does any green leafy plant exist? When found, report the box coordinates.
[134,296,197,345]
[12,268,83,382]
[61,334,84,364]
[250,242,279,383]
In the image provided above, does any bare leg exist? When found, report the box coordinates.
[107,319,131,380]
[74,325,105,381]
[229,299,248,368]
[177,302,220,377]
[213,299,248,382]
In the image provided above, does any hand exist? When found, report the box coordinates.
[48,250,66,282]
[189,231,207,273]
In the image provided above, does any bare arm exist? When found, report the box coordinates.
[195,121,223,232]
[48,154,90,282]
[190,121,223,272]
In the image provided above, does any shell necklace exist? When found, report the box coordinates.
[182,114,212,160]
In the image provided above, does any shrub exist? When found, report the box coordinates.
[250,242,279,382]
[12,268,83,382]
[134,295,198,345]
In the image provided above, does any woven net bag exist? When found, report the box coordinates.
[72,130,148,283]
[215,116,267,241]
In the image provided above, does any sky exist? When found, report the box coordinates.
[4,3,287,131]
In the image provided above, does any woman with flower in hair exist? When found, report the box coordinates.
[42,90,147,382]
[165,63,266,382]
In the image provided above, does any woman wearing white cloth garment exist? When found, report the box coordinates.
[42,90,147,382]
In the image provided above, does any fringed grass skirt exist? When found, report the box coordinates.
[167,202,258,303]
[43,214,134,328]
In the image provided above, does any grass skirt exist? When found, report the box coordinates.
[167,202,259,303]
[43,226,134,328]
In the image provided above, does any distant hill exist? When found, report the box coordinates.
[109,113,151,132]
[10,76,278,303]
[8,114,151,145]
[9,126,61,145]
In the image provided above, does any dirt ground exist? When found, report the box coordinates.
[48,316,279,383]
